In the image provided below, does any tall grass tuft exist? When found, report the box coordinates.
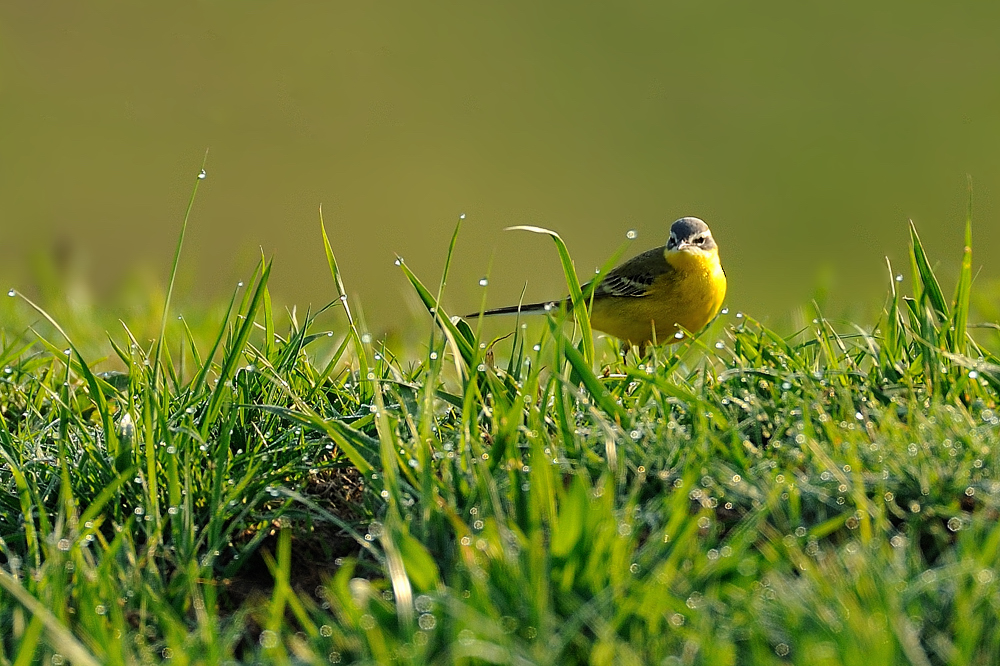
[0,205,999,664]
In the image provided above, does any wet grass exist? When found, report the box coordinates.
[2,186,1000,664]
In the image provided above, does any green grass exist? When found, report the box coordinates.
[2,195,1000,665]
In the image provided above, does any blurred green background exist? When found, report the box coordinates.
[2,1,999,334]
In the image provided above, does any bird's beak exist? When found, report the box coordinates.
[676,240,694,251]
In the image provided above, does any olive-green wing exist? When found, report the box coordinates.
[589,246,671,299]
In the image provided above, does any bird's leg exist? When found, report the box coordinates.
[619,341,647,365]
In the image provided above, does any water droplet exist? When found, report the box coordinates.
[969,370,979,379]
[327,331,334,337]
[460,213,466,219]
[198,169,207,180]
[394,257,402,266]
[429,351,438,360]
[714,341,724,349]
[361,333,372,343]
[532,344,541,351]
[626,229,637,240]
[543,303,554,311]
[735,312,744,319]
[259,630,278,649]
[57,538,71,551]
[674,331,684,339]
[479,277,488,286]
[237,281,244,288]
[895,274,903,282]
[720,308,729,314]
[6,289,14,297]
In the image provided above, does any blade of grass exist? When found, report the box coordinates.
[909,220,948,319]
[0,570,101,666]
[320,210,372,402]
[189,284,240,399]
[396,258,476,370]
[16,293,119,460]
[202,259,272,433]
[152,153,209,388]
[551,320,628,422]
[507,225,594,366]
[951,179,973,354]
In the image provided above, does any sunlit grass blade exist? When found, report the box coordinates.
[881,257,904,375]
[202,259,272,431]
[909,219,948,319]
[189,287,240,398]
[15,293,119,460]
[153,153,209,388]
[0,570,101,666]
[262,257,275,360]
[551,319,627,422]
[951,182,973,354]
[432,214,464,330]
[320,210,373,403]
[396,258,476,369]
[507,225,595,366]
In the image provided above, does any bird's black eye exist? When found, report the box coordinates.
[694,236,706,244]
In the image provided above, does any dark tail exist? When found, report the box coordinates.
[462,300,567,319]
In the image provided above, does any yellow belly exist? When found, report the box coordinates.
[590,251,726,345]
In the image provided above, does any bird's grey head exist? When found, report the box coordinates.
[666,217,717,252]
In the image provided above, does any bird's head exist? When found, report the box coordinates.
[665,217,718,256]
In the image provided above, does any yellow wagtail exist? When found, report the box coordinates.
[466,217,727,348]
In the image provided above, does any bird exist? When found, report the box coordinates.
[465,217,727,349]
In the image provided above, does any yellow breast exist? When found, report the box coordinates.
[590,248,726,345]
